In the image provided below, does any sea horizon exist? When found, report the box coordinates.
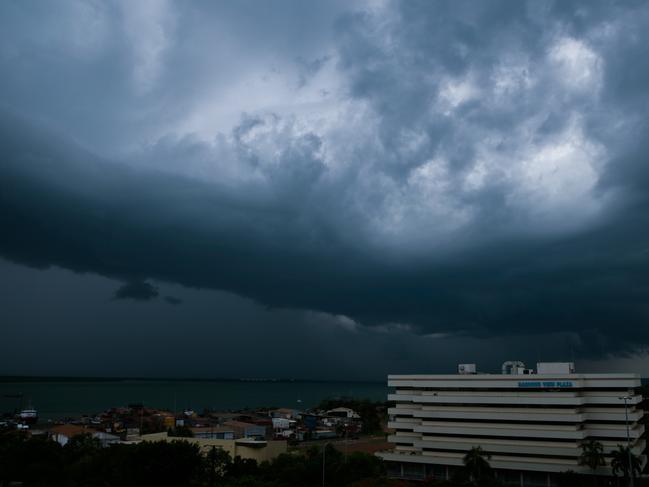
[0,375,386,384]
[0,376,389,421]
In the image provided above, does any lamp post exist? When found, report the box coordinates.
[619,395,634,487]
[322,442,331,487]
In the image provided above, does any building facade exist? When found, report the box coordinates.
[191,426,235,439]
[377,362,645,486]
[141,432,287,463]
[223,420,267,439]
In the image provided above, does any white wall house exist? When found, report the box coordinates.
[325,407,360,419]
[50,425,119,447]
[272,417,291,430]
[377,362,645,487]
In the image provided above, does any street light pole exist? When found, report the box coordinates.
[619,395,634,487]
[322,442,331,487]
[322,443,326,487]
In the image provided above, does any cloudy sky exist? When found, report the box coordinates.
[1,0,649,380]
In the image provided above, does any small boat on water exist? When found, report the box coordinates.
[19,404,38,425]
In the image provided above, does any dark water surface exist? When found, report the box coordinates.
[0,378,387,420]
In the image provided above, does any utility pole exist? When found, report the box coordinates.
[619,395,634,487]
[322,442,331,487]
[139,401,144,437]
[209,445,216,487]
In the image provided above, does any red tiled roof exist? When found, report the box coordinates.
[223,420,260,428]
[190,426,234,433]
[49,424,94,438]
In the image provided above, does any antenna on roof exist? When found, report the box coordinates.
[568,336,575,365]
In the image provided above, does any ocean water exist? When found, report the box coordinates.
[0,379,388,421]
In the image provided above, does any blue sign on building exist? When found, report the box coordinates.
[518,381,574,388]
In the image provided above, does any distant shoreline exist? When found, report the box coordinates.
[0,376,385,384]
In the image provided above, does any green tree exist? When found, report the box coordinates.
[463,446,493,484]
[0,432,65,487]
[338,451,386,485]
[63,433,102,483]
[64,433,102,458]
[103,440,206,487]
[348,479,404,487]
[0,430,396,487]
[611,445,641,485]
[556,470,586,487]
[206,445,232,486]
[0,429,26,485]
[578,440,605,486]
[225,456,259,478]
[258,452,309,486]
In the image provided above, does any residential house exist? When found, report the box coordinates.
[224,420,266,439]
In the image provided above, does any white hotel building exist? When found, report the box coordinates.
[378,362,646,486]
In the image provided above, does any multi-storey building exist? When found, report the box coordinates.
[377,362,645,486]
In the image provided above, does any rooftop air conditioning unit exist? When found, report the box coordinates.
[537,362,575,374]
[502,361,526,375]
[458,363,477,374]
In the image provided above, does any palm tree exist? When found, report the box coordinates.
[611,445,641,486]
[463,446,493,483]
[579,440,605,486]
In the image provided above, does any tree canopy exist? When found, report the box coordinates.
[0,428,392,487]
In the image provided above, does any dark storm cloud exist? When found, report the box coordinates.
[1,0,649,362]
[113,281,159,301]
[164,296,183,305]
[0,258,602,379]
[1,111,649,359]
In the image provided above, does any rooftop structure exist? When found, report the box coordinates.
[325,407,361,419]
[49,424,119,447]
[140,432,287,463]
[223,420,267,439]
[49,424,91,446]
[377,361,646,486]
[190,426,235,440]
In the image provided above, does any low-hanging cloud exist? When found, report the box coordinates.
[113,280,160,301]
[1,0,649,361]
[163,296,183,306]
